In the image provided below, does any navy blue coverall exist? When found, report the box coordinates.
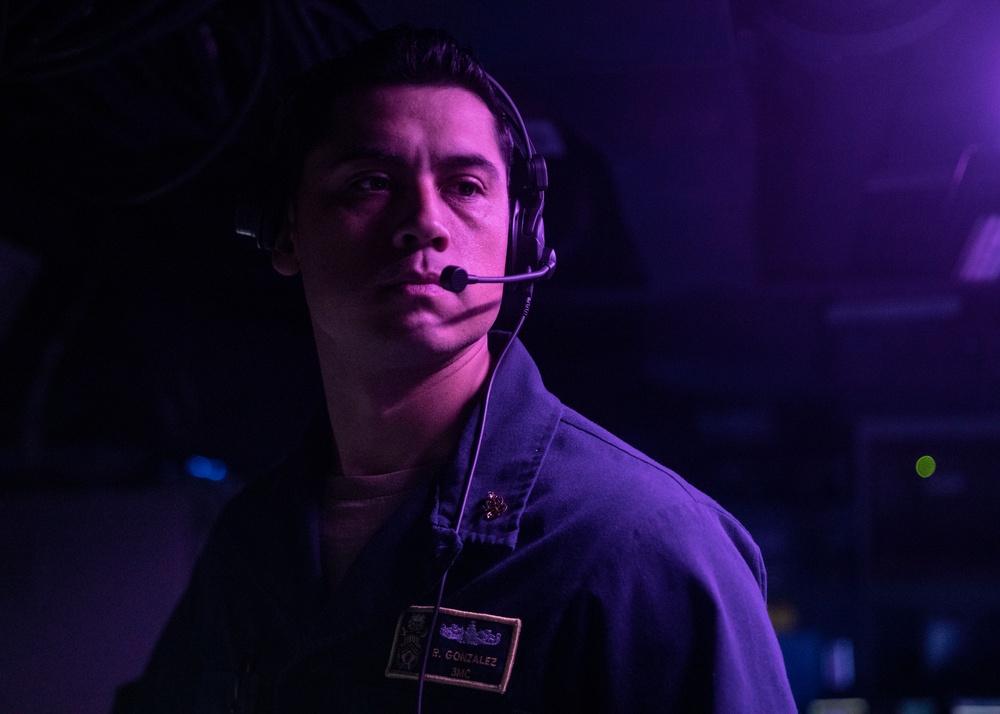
[115,335,796,713]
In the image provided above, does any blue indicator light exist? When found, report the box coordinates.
[186,455,228,481]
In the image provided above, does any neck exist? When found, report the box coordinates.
[315,333,494,478]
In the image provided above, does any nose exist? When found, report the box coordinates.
[392,179,450,252]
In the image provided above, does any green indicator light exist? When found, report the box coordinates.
[915,455,936,478]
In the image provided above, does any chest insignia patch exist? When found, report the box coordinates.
[385,605,521,694]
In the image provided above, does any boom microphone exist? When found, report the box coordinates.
[439,249,557,293]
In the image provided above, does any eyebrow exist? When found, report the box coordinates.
[434,154,502,182]
[329,147,503,182]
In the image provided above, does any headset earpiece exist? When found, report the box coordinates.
[487,75,550,292]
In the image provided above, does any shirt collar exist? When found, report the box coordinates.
[429,332,563,551]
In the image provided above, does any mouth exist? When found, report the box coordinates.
[379,269,445,292]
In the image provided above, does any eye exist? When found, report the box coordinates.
[351,175,391,192]
[448,179,483,198]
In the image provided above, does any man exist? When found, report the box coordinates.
[116,26,796,712]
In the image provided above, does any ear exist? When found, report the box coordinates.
[271,203,301,276]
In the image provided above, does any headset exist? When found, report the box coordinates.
[479,73,556,297]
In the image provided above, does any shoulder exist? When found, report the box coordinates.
[531,406,766,593]
[520,410,794,710]
[544,405,739,524]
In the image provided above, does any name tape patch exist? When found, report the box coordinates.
[385,605,521,693]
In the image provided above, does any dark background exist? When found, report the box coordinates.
[2,1,1000,711]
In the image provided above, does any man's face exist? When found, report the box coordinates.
[274,84,510,370]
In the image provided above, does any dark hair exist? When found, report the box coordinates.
[268,26,515,209]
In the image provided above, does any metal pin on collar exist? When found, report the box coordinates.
[481,491,508,520]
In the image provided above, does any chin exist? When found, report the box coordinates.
[393,322,490,358]
[346,311,482,362]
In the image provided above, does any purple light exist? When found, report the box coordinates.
[957,214,1000,282]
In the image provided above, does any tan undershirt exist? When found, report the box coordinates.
[320,465,432,589]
